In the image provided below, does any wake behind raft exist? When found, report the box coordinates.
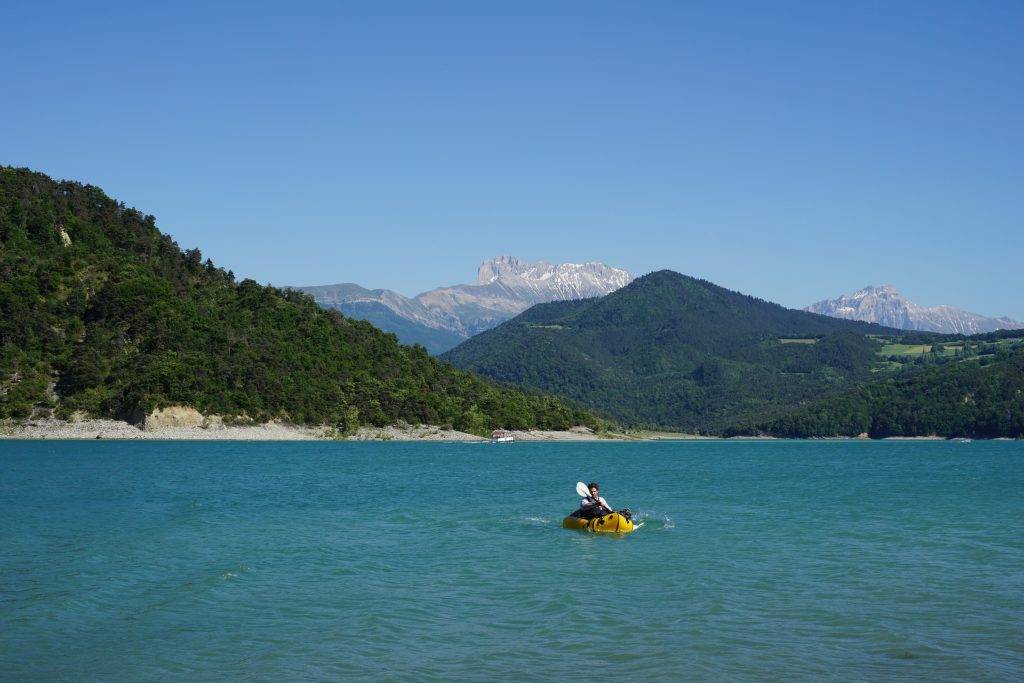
[562,481,635,534]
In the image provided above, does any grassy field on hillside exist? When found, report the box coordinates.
[879,343,933,356]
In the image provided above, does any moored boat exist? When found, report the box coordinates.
[491,429,514,443]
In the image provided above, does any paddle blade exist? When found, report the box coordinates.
[575,481,589,497]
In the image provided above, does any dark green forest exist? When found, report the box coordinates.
[0,167,600,434]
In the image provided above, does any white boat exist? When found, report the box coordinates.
[491,429,514,443]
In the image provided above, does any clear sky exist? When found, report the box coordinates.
[4,1,1022,317]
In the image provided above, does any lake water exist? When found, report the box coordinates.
[1,440,1022,681]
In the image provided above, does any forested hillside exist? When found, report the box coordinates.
[731,347,1024,438]
[442,270,895,432]
[0,167,599,433]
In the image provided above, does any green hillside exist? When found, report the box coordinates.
[442,270,894,432]
[731,345,1024,438]
[0,167,599,433]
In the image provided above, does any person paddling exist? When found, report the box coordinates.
[565,480,634,532]
[579,481,612,518]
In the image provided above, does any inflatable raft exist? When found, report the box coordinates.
[562,510,635,534]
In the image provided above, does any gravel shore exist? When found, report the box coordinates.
[0,419,621,442]
[1,418,329,441]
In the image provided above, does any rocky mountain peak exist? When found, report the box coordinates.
[806,285,1023,335]
[474,255,633,299]
[860,284,898,295]
[476,255,528,284]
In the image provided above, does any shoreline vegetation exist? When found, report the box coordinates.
[1,417,1015,442]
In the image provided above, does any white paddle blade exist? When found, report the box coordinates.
[576,481,590,497]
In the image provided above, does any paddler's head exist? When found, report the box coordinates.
[588,482,600,498]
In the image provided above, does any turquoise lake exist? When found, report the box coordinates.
[1,440,1022,680]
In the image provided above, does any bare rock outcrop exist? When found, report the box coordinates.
[143,406,205,430]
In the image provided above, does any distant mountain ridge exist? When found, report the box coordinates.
[298,256,632,353]
[806,285,1024,335]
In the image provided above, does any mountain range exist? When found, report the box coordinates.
[297,256,632,354]
[806,285,1023,335]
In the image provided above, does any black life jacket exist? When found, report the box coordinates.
[578,499,601,519]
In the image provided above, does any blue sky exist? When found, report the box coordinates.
[4,1,1022,317]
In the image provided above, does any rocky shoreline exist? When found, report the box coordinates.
[1,418,329,441]
[2,418,1009,442]
[0,418,623,442]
